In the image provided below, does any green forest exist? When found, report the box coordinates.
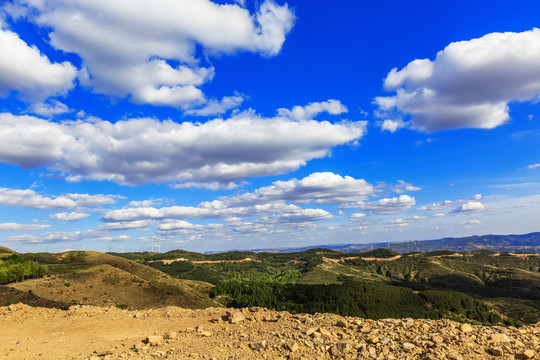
[129,248,540,325]
[0,254,48,284]
[210,279,501,324]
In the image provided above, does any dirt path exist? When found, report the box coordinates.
[325,255,402,263]
[152,257,260,265]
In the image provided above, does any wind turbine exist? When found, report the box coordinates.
[107,246,112,253]
[119,245,125,253]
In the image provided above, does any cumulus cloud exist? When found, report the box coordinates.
[0,187,120,210]
[226,172,374,206]
[388,218,409,227]
[454,201,486,213]
[418,194,482,212]
[277,99,348,121]
[127,200,159,208]
[184,95,245,116]
[526,163,540,170]
[10,0,294,108]
[101,173,359,230]
[0,25,76,102]
[0,187,76,209]
[102,201,325,223]
[375,28,540,132]
[0,112,365,187]
[29,100,71,117]
[393,180,421,194]
[49,212,91,221]
[0,223,51,231]
[461,219,481,225]
[8,228,105,244]
[63,193,122,207]
[102,220,155,231]
[349,213,366,219]
[343,195,416,215]
[379,119,407,133]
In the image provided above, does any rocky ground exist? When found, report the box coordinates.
[0,303,538,360]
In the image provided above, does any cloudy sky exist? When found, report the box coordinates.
[0,0,539,253]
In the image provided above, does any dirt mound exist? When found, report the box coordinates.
[0,303,538,360]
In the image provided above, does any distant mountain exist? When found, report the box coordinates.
[247,232,540,254]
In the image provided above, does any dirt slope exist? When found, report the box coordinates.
[0,303,538,360]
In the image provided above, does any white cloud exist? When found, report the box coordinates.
[12,0,294,108]
[0,112,366,187]
[0,187,76,209]
[184,95,245,116]
[277,99,348,121]
[344,195,416,215]
[102,201,323,223]
[454,201,486,213]
[64,193,121,207]
[393,180,421,194]
[271,208,333,223]
[8,228,106,244]
[0,187,120,210]
[227,172,374,205]
[101,173,356,231]
[418,194,482,212]
[388,218,409,227]
[526,163,540,170]
[375,28,540,132]
[102,220,155,231]
[49,212,91,221]
[380,119,406,133]
[0,223,51,231]
[29,100,71,117]
[461,219,481,225]
[349,213,366,219]
[127,200,158,208]
[0,25,76,102]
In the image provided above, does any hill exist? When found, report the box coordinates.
[2,245,540,327]
[0,246,15,254]
[3,251,220,310]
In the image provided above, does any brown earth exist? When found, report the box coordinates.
[0,303,538,360]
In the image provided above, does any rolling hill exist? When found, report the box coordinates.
[2,251,220,310]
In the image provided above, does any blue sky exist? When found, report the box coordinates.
[0,0,539,253]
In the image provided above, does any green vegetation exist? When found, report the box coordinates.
[211,280,501,324]
[4,247,539,326]
[0,254,48,284]
[136,248,539,325]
